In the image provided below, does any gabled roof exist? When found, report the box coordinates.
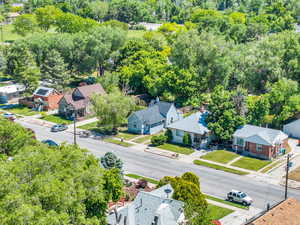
[132,105,165,125]
[108,184,184,225]
[76,83,105,98]
[284,119,300,127]
[156,101,173,117]
[233,125,288,146]
[33,86,56,97]
[167,111,209,135]
[248,198,300,225]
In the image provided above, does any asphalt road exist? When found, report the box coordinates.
[18,120,300,210]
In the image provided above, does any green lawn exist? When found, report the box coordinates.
[5,105,38,116]
[208,204,234,220]
[104,138,134,147]
[1,24,23,42]
[157,143,194,155]
[41,114,73,124]
[232,157,272,171]
[115,131,139,140]
[193,160,249,175]
[126,174,159,184]
[205,195,248,209]
[201,150,239,164]
[133,135,152,144]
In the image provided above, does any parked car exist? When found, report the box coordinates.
[2,112,16,121]
[42,139,59,147]
[51,124,68,132]
[227,190,253,206]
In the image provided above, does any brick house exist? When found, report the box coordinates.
[58,83,106,119]
[232,125,288,160]
[32,87,63,111]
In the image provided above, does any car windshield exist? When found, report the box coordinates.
[240,193,247,198]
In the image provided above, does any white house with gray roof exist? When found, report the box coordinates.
[233,125,288,160]
[283,119,300,139]
[107,184,184,225]
[128,99,182,135]
[167,111,210,148]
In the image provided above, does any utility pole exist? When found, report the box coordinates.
[73,110,77,145]
[285,154,291,200]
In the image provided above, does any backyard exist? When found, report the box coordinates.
[232,157,272,171]
[157,143,194,155]
[201,150,239,164]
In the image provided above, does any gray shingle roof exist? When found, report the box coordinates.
[108,184,184,225]
[133,105,165,124]
[167,111,209,135]
[156,101,173,117]
[233,124,288,146]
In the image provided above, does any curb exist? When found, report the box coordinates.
[144,148,178,159]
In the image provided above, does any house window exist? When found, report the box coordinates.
[236,138,244,146]
[133,123,137,128]
[176,130,184,137]
[256,144,263,152]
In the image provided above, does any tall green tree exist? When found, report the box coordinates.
[41,49,70,90]
[101,152,123,170]
[13,13,39,36]
[35,5,62,31]
[207,85,246,142]
[91,89,135,132]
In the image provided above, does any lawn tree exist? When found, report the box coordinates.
[158,172,210,225]
[101,152,123,170]
[35,5,62,31]
[207,85,246,142]
[85,26,126,76]
[91,89,135,132]
[41,49,70,91]
[103,168,124,202]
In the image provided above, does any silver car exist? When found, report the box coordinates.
[227,190,253,206]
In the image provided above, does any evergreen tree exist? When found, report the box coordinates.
[41,49,69,90]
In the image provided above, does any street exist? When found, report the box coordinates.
[18,120,300,210]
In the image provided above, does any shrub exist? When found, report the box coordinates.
[130,24,146,30]
[165,129,173,143]
[136,179,148,189]
[183,133,192,147]
[151,135,167,146]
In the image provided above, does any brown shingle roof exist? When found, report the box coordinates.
[77,83,105,98]
[249,198,300,225]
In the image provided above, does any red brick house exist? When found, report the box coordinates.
[232,125,288,160]
[33,87,63,111]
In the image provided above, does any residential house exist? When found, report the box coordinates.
[107,184,185,225]
[128,99,182,135]
[58,83,105,119]
[167,111,210,148]
[33,87,63,111]
[283,119,300,139]
[232,125,288,160]
[246,198,300,225]
[0,83,25,104]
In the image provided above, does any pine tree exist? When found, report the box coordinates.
[41,49,70,91]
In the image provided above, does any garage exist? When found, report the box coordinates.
[283,119,300,139]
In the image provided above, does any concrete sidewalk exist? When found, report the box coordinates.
[220,207,262,225]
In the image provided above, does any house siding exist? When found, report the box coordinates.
[165,105,181,126]
[149,123,164,135]
[128,114,143,134]
[58,97,69,116]
[284,120,300,139]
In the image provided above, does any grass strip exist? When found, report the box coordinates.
[104,138,133,147]
[125,173,159,184]
[208,204,234,220]
[193,160,249,175]
[261,160,284,173]
[133,135,152,143]
[205,194,248,209]
[41,114,72,124]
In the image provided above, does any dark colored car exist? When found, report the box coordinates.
[42,139,59,147]
[51,124,68,132]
